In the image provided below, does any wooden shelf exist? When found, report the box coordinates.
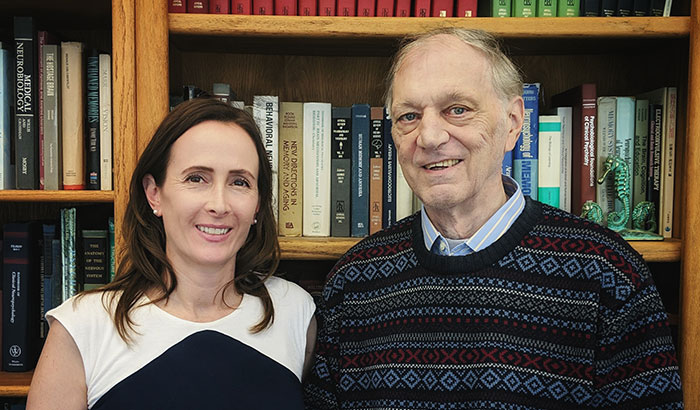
[169,15,690,39]
[0,190,114,203]
[279,237,681,262]
[0,371,32,397]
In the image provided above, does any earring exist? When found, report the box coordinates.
[253,218,258,225]
[153,209,159,216]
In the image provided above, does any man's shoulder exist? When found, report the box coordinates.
[343,213,417,259]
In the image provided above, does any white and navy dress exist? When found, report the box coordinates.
[47,276,315,410]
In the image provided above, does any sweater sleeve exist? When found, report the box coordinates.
[592,245,683,409]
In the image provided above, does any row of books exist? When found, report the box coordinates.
[506,83,676,238]
[1,211,115,372]
[168,0,671,16]
[0,16,113,191]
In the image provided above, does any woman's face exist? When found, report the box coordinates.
[144,120,260,275]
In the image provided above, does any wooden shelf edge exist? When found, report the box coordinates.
[0,190,114,203]
[629,238,681,262]
[0,371,32,397]
[169,14,690,39]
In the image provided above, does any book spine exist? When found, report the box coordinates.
[557,106,573,213]
[253,0,274,13]
[0,47,13,189]
[60,42,86,190]
[41,224,56,340]
[302,103,332,236]
[431,0,454,16]
[331,107,352,237]
[187,0,210,12]
[351,104,370,237]
[81,230,108,289]
[233,0,253,13]
[661,88,677,238]
[514,83,540,200]
[536,0,557,15]
[279,102,304,237]
[616,0,633,14]
[169,0,187,12]
[2,222,41,372]
[596,96,616,225]
[377,0,395,15]
[614,96,635,228]
[396,163,413,221]
[413,0,431,16]
[50,239,62,307]
[632,0,650,14]
[337,0,357,15]
[253,96,279,222]
[502,150,513,177]
[647,104,662,231]
[38,32,48,190]
[395,0,411,15]
[275,0,298,14]
[358,0,377,15]
[108,217,115,282]
[513,0,535,15]
[14,17,38,189]
[538,116,561,208]
[61,207,78,300]
[210,0,232,12]
[580,0,600,15]
[456,0,478,15]
[369,107,384,235]
[382,108,396,228]
[86,51,101,190]
[43,45,62,190]
[557,0,580,15]
[633,99,649,208]
[99,54,112,190]
[600,0,616,15]
[300,0,319,14]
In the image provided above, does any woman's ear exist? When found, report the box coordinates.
[142,174,161,211]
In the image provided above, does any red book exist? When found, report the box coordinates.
[276,0,298,14]
[253,0,274,14]
[431,0,453,15]
[233,0,252,13]
[413,0,430,15]
[337,0,357,15]
[169,0,187,12]
[318,0,334,15]
[456,0,477,15]
[210,0,231,12]
[187,0,209,12]
[357,0,376,15]
[395,0,411,15]
[376,0,394,15]
[551,83,597,215]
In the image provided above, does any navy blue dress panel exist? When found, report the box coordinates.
[91,330,304,410]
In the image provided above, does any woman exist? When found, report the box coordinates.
[27,98,317,410]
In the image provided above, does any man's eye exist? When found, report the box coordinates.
[399,113,417,122]
[450,107,467,115]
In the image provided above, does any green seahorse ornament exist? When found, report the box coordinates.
[596,155,629,232]
[581,200,604,224]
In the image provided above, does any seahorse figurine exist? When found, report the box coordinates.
[596,155,630,232]
[632,200,656,232]
[581,200,604,224]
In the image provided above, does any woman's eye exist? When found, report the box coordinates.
[185,174,204,183]
[233,178,250,188]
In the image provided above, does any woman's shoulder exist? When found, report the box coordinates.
[264,276,312,303]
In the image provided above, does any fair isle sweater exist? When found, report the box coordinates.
[304,199,683,410]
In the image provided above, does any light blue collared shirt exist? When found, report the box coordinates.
[422,175,525,256]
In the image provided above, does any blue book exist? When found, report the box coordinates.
[514,83,540,200]
[0,45,13,189]
[41,223,57,340]
[351,103,370,237]
[502,150,513,177]
[382,108,396,229]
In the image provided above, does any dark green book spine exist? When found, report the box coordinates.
[331,107,352,237]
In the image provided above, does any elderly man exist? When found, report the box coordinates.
[304,28,683,409]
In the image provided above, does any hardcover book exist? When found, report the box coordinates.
[276,0,298,14]
[502,150,513,177]
[61,207,79,300]
[536,0,557,15]
[382,108,396,229]
[395,0,411,15]
[538,115,561,208]
[369,107,384,235]
[413,0,431,16]
[337,0,357,15]
[632,99,649,209]
[99,54,113,191]
[557,106,573,213]
[253,96,279,221]
[615,96,635,228]
[580,0,600,15]
[42,44,62,190]
[396,163,413,221]
[331,107,352,237]
[187,0,209,12]
[301,0,319,15]
[456,0,478,15]
[169,0,187,12]
[646,103,662,231]
[86,50,101,190]
[279,102,303,237]
[514,83,540,200]
[210,0,231,13]
[302,103,332,237]
[233,0,253,13]
[377,0,395,15]
[481,0,511,15]
[600,0,616,15]
[38,31,58,190]
[60,41,86,190]
[596,96,617,225]
[557,0,579,15]
[13,17,38,189]
[513,0,536,16]
[351,104,370,237]
[0,44,13,189]
[431,0,454,15]
[253,0,273,14]
[82,229,109,290]
[358,0,376,15]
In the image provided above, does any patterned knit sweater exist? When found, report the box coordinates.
[304,199,683,409]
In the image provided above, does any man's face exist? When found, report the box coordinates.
[390,35,522,217]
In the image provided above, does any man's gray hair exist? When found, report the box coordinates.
[384,28,523,111]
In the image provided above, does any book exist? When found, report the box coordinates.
[377,0,395,16]
[538,115,561,208]
[395,0,411,15]
[253,0,273,14]
[253,96,279,221]
[279,102,303,237]
[616,0,633,14]
[431,0,454,16]
[0,44,13,189]
[514,83,539,200]
[212,83,231,103]
[337,0,357,15]
[86,50,101,190]
[302,103,332,237]
[396,163,413,220]
[187,0,209,12]
[557,106,573,213]
[537,0,557,15]
[414,0,431,16]
[42,44,62,190]
[369,107,384,235]
[615,96,635,228]
[331,107,352,237]
[456,0,478,15]
[513,0,536,16]
[580,0,600,15]
[233,0,253,13]
[502,150,513,177]
[557,0,579,15]
[479,0,511,15]
[632,99,649,209]
[351,104,370,238]
[632,0,650,14]
[99,54,113,191]
[551,83,597,216]
[82,230,109,290]
[596,96,617,225]
[169,0,187,12]
[61,207,78,300]
[646,104,662,231]
[358,0,376,15]
[275,0,298,14]
[300,0,319,15]
[382,108,396,229]
[13,17,39,189]
[60,42,86,190]
[600,0,616,15]
[210,0,231,12]
[38,31,58,191]
[108,217,115,282]
[2,222,41,372]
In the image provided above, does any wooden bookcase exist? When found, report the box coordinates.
[2,0,700,408]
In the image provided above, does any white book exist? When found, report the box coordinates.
[99,54,112,190]
[60,41,85,189]
[254,96,279,221]
[302,102,331,236]
[632,99,649,208]
[556,107,572,212]
[596,96,617,225]
[396,162,413,221]
[614,96,635,228]
[0,46,13,189]
[538,115,561,209]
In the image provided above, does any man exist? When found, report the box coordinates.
[304,28,683,409]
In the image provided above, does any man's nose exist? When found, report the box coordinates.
[416,111,449,149]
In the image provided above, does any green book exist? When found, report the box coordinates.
[537,0,557,15]
[479,0,511,16]
[557,0,580,15]
[512,0,535,16]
